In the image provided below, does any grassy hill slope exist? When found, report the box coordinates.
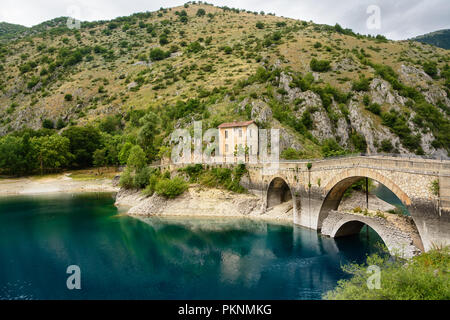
[0,2,449,170]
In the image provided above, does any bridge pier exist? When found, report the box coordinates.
[408,202,450,252]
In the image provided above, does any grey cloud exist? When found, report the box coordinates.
[0,0,448,40]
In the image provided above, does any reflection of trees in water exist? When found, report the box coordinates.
[0,194,384,299]
[134,217,370,297]
[374,183,410,215]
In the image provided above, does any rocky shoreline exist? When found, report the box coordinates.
[114,185,398,224]
[115,185,294,223]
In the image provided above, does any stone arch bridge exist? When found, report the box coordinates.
[162,156,450,256]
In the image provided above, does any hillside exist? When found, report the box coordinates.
[413,29,450,50]
[0,2,449,176]
[0,22,28,41]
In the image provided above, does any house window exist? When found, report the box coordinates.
[225,144,229,153]
[250,145,252,155]
[249,129,252,138]
[239,129,242,137]
[225,130,228,139]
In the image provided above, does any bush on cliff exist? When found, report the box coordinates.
[155,177,188,198]
[310,58,331,72]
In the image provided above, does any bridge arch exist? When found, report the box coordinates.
[266,177,300,218]
[317,168,412,230]
[325,214,421,258]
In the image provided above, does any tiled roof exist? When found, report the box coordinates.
[218,120,255,128]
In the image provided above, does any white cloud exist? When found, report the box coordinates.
[0,0,448,40]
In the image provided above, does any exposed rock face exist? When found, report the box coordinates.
[295,90,323,109]
[346,97,407,154]
[278,127,303,151]
[370,77,406,107]
[250,100,273,124]
[399,64,432,84]
[278,72,302,103]
[115,186,264,218]
[115,186,299,222]
[399,64,450,108]
[333,57,360,72]
[309,108,334,141]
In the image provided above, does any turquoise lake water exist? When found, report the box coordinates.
[0,193,384,300]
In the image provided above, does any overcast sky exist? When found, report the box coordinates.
[0,0,449,40]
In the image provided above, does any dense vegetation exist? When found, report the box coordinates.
[118,157,248,198]
[325,246,450,300]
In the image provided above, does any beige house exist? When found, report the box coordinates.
[218,121,258,160]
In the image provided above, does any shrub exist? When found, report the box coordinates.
[196,8,206,17]
[142,174,160,196]
[159,34,169,45]
[56,118,66,130]
[423,61,438,78]
[310,58,331,72]
[155,177,188,198]
[42,119,54,129]
[325,247,450,300]
[430,179,440,196]
[119,168,134,189]
[380,139,394,153]
[350,132,367,153]
[186,41,204,53]
[255,21,265,29]
[281,148,303,160]
[179,164,204,182]
[363,95,371,106]
[352,76,371,91]
[64,94,73,101]
[321,138,347,157]
[150,48,170,61]
[223,46,233,54]
[353,207,362,213]
[375,210,387,219]
[133,167,151,189]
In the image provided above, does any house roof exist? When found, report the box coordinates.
[218,120,255,128]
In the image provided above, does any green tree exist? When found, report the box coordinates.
[99,115,121,134]
[127,145,147,171]
[31,135,73,174]
[118,142,134,165]
[0,136,26,175]
[93,148,107,172]
[62,126,102,168]
[138,111,159,159]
